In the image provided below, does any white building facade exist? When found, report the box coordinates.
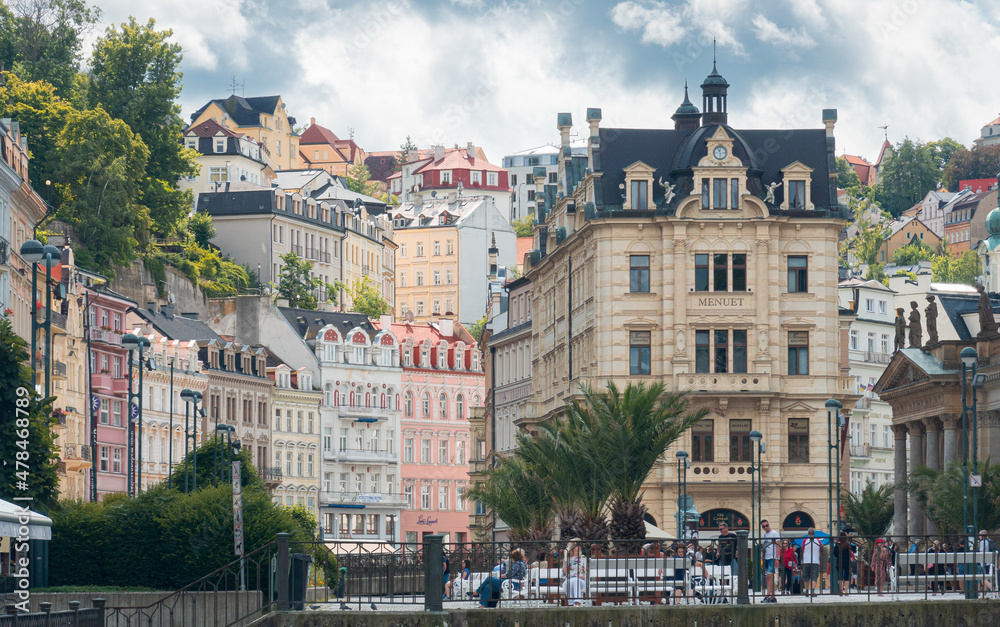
[502,140,587,222]
[270,364,323,519]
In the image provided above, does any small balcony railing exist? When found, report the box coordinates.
[320,490,408,508]
[850,444,872,458]
[262,466,283,483]
[52,360,67,380]
[337,447,397,464]
[89,327,122,345]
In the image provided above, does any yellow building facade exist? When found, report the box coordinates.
[188,95,300,171]
[521,67,857,538]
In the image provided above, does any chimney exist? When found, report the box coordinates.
[433,144,444,161]
[488,233,498,279]
[439,318,454,338]
[466,142,475,160]
[161,305,174,318]
[181,312,199,320]
[380,314,393,329]
[557,113,572,195]
[586,108,602,173]
[147,301,158,314]
[310,117,316,126]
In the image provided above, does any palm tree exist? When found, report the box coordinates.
[467,456,554,543]
[908,459,1000,535]
[513,420,582,541]
[588,383,706,547]
[844,481,894,565]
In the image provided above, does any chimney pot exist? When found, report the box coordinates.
[310,117,316,126]
[147,301,158,313]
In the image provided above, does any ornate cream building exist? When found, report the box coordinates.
[521,63,856,536]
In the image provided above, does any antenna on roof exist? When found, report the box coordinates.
[228,76,245,97]
[713,36,717,64]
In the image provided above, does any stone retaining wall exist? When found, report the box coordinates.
[249,600,1000,627]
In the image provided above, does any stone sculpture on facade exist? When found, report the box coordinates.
[908,301,922,348]
[978,283,998,336]
[764,181,779,204]
[924,294,938,345]
[894,307,907,351]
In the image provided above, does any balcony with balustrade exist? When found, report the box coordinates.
[336,447,397,464]
[61,444,93,473]
[91,373,113,392]
[89,327,122,346]
[320,490,408,508]
[675,372,771,394]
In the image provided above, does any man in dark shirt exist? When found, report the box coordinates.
[717,523,737,571]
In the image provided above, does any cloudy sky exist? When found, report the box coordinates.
[87,0,1000,167]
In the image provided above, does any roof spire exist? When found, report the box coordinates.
[713,36,717,68]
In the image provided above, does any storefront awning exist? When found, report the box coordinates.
[0,499,52,541]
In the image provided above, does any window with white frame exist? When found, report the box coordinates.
[214,138,225,153]
[487,172,497,186]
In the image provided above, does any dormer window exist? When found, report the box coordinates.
[186,138,197,150]
[487,172,498,186]
[779,162,814,211]
[440,170,452,184]
[214,138,225,153]
[471,171,482,184]
[623,161,655,211]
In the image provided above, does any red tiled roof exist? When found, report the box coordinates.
[516,236,532,267]
[986,116,1000,126]
[300,122,341,145]
[185,119,240,138]
[413,148,504,174]
[842,154,869,166]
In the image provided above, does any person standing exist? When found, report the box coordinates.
[761,520,780,603]
[801,528,822,597]
[780,540,797,595]
[834,533,853,596]
[872,539,890,597]
[717,523,737,573]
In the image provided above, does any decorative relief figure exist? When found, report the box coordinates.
[924,295,938,345]
[908,301,922,348]
[894,307,907,351]
[658,177,676,205]
[758,330,768,353]
[675,329,686,352]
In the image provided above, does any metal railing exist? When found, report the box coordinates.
[263,466,283,482]
[1,599,106,626]
[0,237,9,266]
[319,491,408,507]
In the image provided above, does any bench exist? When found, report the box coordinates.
[527,567,564,603]
[895,551,997,592]
[633,557,687,604]
[692,564,734,603]
[588,558,634,605]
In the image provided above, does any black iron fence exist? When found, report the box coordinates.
[0,600,105,627]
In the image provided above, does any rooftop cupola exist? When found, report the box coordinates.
[701,47,729,126]
[672,80,702,130]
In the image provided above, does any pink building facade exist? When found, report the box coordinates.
[85,290,134,498]
[375,319,483,546]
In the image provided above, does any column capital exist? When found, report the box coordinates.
[940,413,961,429]
[892,424,909,439]
[922,416,942,432]
[906,421,925,437]
[980,410,1000,428]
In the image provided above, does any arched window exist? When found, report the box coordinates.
[334,390,340,406]
[422,392,430,418]
[473,394,481,407]
[404,391,413,417]
[456,394,465,420]
[395,394,400,410]
[324,383,332,406]
[350,391,355,407]
[439,393,448,419]
[380,393,386,409]
[365,392,371,408]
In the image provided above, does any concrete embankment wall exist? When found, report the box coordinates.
[249,600,1000,627]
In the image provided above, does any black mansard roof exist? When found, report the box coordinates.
[595,123,834,214]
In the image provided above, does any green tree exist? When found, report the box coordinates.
[908,460,1000,535]
[942,144,1000,192]
[275,252,325,310]
[167,434,265,494]
[348,276,390,318]
[467,457,555,542]
[88,17,198,237]
[0,314,59,506]
[865,262,887,284]
[396,135,417,171]
[511,213,535,237]
[892,239,935,266]
[875,138,940,217]
[468,315,487,341]
[0,71,75,193]
[0,0,99,97]
[345,161,381,197]
[927,137,964,171]
[840,187,890,269]
[590,383,706,546]
[932,250,981,286]
[188,211,216,248]
[54,106,151,276]
[836,157,861,189]
[843,481,894,559]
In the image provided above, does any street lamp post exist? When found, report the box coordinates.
[676,450,689,539]
[20,240,60,399]
[749,430,764,591]
[181,388,203,492]
[122,332,151,496]
[826,398,843,594]
[961,346,980,593]
[217,423,236,483]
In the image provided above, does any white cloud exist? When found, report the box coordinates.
[610,1,688,47]
[750,15,817,48]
